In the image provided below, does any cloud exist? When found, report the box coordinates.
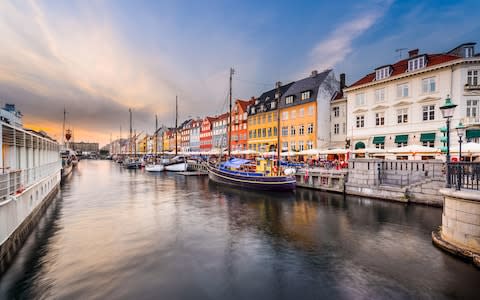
[302,1,392,76]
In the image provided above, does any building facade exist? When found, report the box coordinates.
[200,117,214,152]
[231,98,254,151]
[330,74,348,149]
[344,42,480,155]
[248,82,294,152]
[70,142,99,153]
[189,119,202,152]
[179,119,192,152]
[212,113,229,150]
[278,69,339,152]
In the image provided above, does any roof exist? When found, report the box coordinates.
[349,53,460,88]
[248,82,295,116]
[279,70,334,108]
[236,98,255,112]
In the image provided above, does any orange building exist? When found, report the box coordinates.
[231,98,255,151]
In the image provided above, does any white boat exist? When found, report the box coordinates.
[145,164,165,172]
[164,156,188,172]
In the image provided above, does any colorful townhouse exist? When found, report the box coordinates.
[212,113,229,150]
[278,69,339,152]
[231,98,255,151]
[200,116,215,152]
[179,119,192,152]
[344,42,480,153]
[189,119,202,152]
[247,82,294,152]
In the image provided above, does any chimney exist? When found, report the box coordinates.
[408,49,419,58]
[340,73,346,90]
[275,81,282,88]
[311,70,318,77]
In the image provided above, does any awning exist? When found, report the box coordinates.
[394,134,408,144]
[420,132,436,142]
[355,141,366,149]
[467,129,480,139]
[372,136,385,144]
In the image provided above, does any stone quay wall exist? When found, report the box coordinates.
[345,159,446,206]
[433,188,480,267]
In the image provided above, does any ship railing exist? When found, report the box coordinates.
[0,160,61,201]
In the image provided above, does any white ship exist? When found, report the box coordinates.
[0,104,61,275]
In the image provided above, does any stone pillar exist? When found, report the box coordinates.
[432,188,480,267]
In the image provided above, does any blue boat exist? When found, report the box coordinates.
[207,158,296,191]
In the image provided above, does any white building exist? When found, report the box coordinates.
[344,42,480,159]
[330,74,348,148]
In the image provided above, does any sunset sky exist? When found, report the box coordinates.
[0,0,478,146]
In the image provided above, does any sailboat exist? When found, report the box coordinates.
[123,108,141,169]
[164,95,188,172]
[145,115,165,172]
[206,69,296,191]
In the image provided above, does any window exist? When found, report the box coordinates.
[376,67,391,80]
[423,141,435,147]
[355,93,366,106]
[422,77,436,93]
[467,100,479,118]
[268,114,272,123]
[397,108,408,123]
[299,108,304,118]
[290,126,296,136]
[271,101,276,109]
[306,140,313,149]
[299,125,305,135]
[281,126,288,136]
[301,91,311,100]
[243,112,247,120]
[397,142,407,147]
[465,47,474,58]
[408,56,425,71]
[333,107,339,117]
[375,143,385,149]
[308,105,314,116]
[356,115,365,128]
[268,128,272,137]
[286,95,294,104]
[422,105,435,121]
[375,112,385,126]
[282,111,288,120]
[257,129,261,137]
[262,128,266,137]
[397,83,409,98]
[467,70,479,86]
[375,88,385,102]
[291,110,296,119]
[282,142,288,150]
[274,127,277,136]
[334,124,339,134]
[307,123,314,134]
[298,141,304,151]
[290,142,296,151]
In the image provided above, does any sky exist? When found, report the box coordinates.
[0,0,479,146]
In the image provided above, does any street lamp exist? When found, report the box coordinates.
[455,122,466,190]
[440,95,457,188]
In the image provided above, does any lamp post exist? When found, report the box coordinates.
[455,122,466,190]
[440,95,457,188]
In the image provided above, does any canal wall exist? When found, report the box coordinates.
[345,159,446,206]
[295,169,347,193]
[0,170,61,275]
[433,188,480,267]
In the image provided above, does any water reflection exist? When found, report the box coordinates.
[0,161,478,299]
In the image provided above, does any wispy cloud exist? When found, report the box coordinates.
[302,1,393,76]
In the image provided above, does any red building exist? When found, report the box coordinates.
[200,116,216,152]
[231,98,255,151]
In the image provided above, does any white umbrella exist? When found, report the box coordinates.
[451,142,480,153]
[387,144,439,153]
[280,151,298,157]
[320,148,348,155]
[239,149,258,155]
[353,147,386,154]
[298,149,321,155]
[261,151,277,157]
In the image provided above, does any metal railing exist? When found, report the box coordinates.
[448,162,480,191]
[0,161,61,200]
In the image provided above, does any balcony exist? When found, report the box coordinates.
[464,83,480,91]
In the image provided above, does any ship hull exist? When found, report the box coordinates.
[206,163,296,191]
[145,164,165,172]
[164,162,187,172]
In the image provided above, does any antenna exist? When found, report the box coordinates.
[395,48,407,59]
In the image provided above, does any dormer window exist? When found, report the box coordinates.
[260,104,264,111]
[465,47,474,58]
[301,91,311,100]
[375,66,391,81]
[275,92,280,99]
[408,56,426,72]
[285,95,294,104]
[255,99,259,105]
[271,101,276,109]
[251,107,256,114]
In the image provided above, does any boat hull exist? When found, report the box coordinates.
[124,162,141,169]
[164,162,188,172]
[207,164,296,191]
[145,164,165,172]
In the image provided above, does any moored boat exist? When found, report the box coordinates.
[164,156,188,172]
[145,163,165,172]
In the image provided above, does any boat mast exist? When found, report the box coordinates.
[228,67,234,157]
[62,107,66,147]
[276,81,281,176]
[119,125,122,154]
[175,95,178,156]
[155,114,158,156]
[129,108,133,158]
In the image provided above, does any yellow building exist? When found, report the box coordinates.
[247,83,294,152]
[137,135,148,154]
[279,70,339,151]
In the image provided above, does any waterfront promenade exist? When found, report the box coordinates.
[0,160,478,299]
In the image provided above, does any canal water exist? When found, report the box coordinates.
[0,160,478,299]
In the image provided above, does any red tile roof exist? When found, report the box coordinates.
[349,53,460,88]
[236,98,255,111]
